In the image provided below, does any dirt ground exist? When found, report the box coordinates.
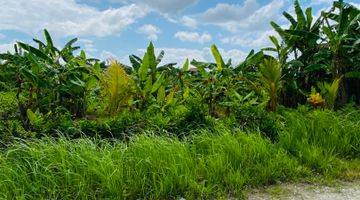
[247,180,360,200]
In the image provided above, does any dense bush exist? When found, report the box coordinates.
[232,104,282,141]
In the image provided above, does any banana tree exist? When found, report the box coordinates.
[191,45,257,117]
[268,0,326,106]
[321,0,360,104]
[128,42,176,109]
[0,29,99,129]
[271,0,322,61]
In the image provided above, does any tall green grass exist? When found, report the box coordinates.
[278,108,360,175]
[0,108,358,199]
[0,131,304,199]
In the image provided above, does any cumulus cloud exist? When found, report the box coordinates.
[0,0,148,37]
[310,0,333,6]
[137,24,161,40]
[0,41,16,53]
[202,0,259,23]
[174,31,211,44]
[78,39,97,53]
[110,0,198,13]
[201,0,285,32]
[181,16,198,28]
[221,30,277,49]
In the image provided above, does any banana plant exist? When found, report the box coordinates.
[268,0,328,106]
[271,0,322,60]
[190,45,255,117]
[321,1,360,104]
[0,29,99,128]
[128,42,175,109]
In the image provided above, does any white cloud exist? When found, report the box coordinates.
[350,2,360,9]
[174,31,211,43]
[100,50,119,61]
[0,41,16,53]
[201,0,285,32]
[310,0,333,6]
[221,30,277,49]
[180,16,198,28]
[202,0,259,24]
[137,24,161,40]
[110,0,197,13]
[78,39,97,53]
[0,33,5,40]
[0,0,148,37]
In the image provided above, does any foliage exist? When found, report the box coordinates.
[0,2,359,197]
[0,130,305,199]
[279,108,360,174]
[127,42,177,110]
[267,0,360,107]
[318,76,342,109]
[259,58,283,111]
[1,106,359,199]
[0,29,100,129]
[0,91,18,120]
[101,60,133,115]
[308,88,325,108]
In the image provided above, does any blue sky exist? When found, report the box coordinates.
[0,0,359,65]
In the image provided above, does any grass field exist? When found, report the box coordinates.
[0,108,358,199]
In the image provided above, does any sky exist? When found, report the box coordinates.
[0,0,359,66]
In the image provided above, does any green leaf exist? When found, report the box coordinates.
[269,36,280,49]
[345,71,360,78]
[147,42,157,70]
[305,7,313,29]
[305,64,326,73]
[129,55,142,71]
[270,22,287,40]
[80,50,86,59]
[144,76,153,95]
[63,38,78,50]
[27,109,42,126]
[33,39,46,49]
[157,86,166,103]
[183,87,190,99]
[156,50,164,64]
[262,47,277,52]
[285,30,319,40]
[283,11,297,26]
[44,29,54,49]
[294,0,306,28]
[17,42,52,63]
[322,26,335,40]
[182,58,189,72]
[138,52,149,81]
[211,44,225,71]
[151,73,165,93]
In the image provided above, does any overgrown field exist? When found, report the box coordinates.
[0,0,359,199]
[0,107,359,199]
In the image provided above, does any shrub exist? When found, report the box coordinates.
[232,104,282,141]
